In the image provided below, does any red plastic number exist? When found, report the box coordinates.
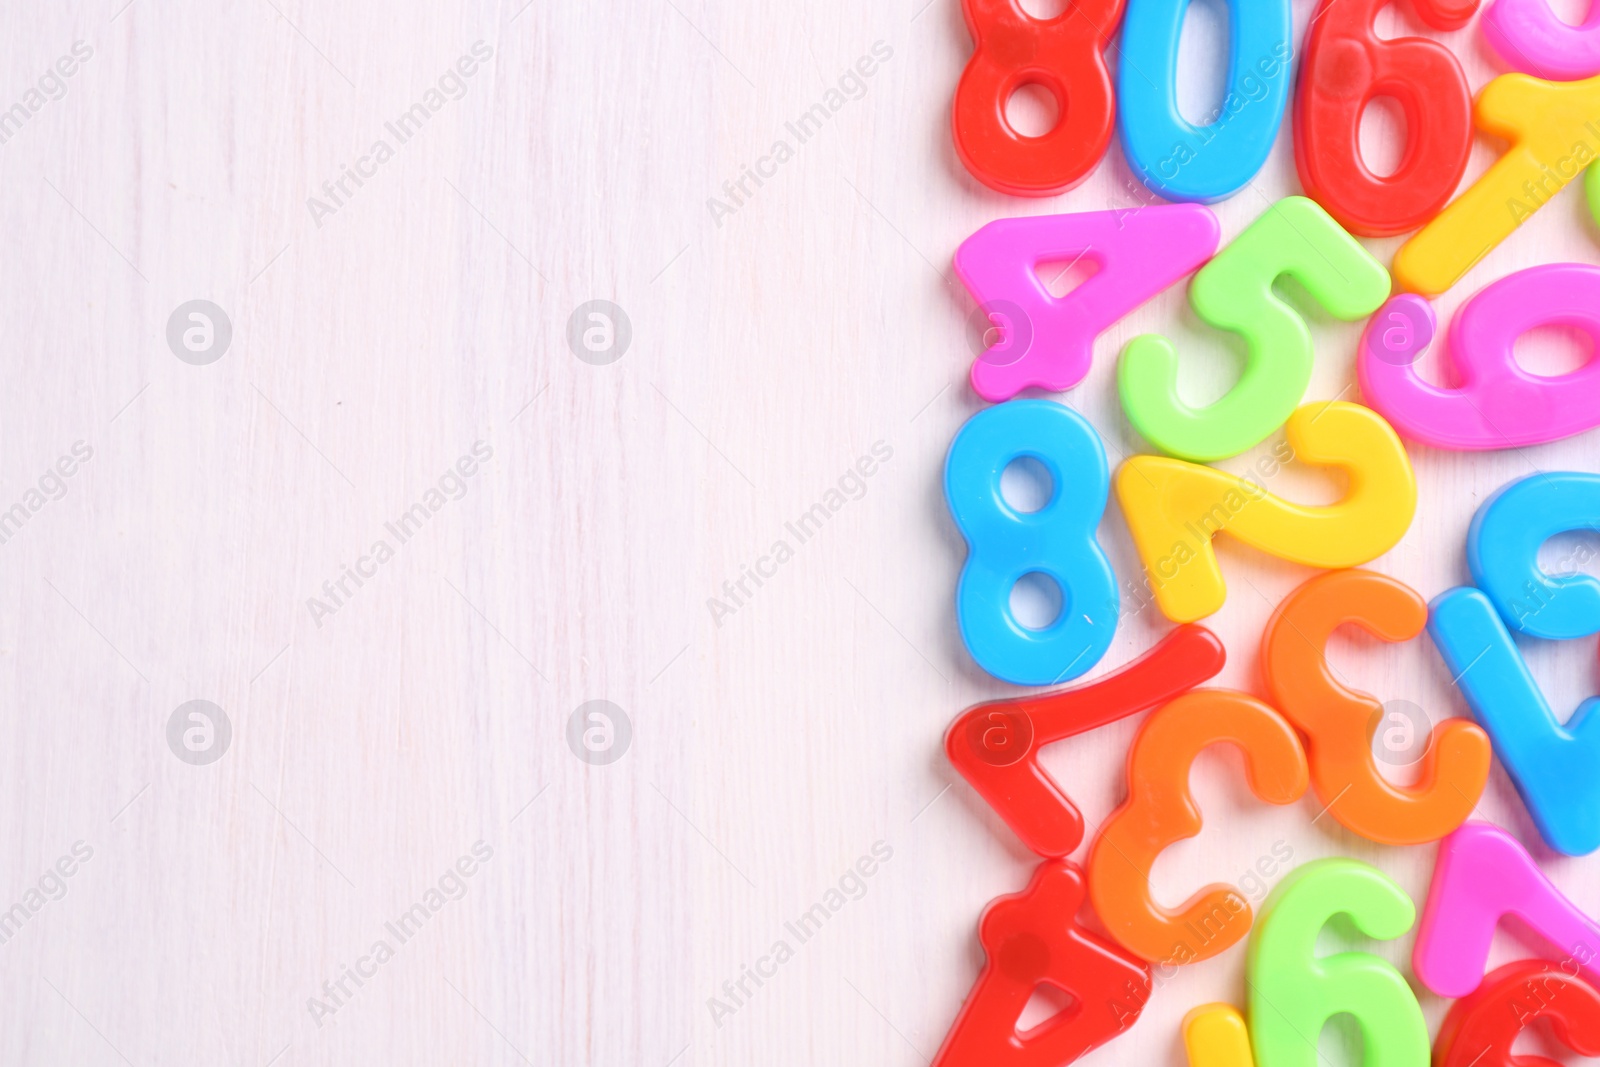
[945,625,1226,857]
[1294,0,1479,235]
[952,0,1125,196]
[932,860,1153,1067]
[1434,960,1600,1067]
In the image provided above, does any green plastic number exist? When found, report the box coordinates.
[1588,160,1600,230]
[1247,858,1429,1067]
[1118,196,1391,462]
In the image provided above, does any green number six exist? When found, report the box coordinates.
[1247,858,1428,1067]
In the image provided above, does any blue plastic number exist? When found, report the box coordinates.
[1469,472,1600,641]
[944,400,1118,686]
[1429,587,1600,856]
[1116,0,1294,203]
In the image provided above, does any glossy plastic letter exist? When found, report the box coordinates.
[1428,588,1600,855]
[953,0,1124,195]
[1394,73,1600,296]
[1248,858,1429,1067]
[931,860,1152,1067]
[1469,472,1600,640]
[1120,197,1391,461]
[957,207,1221,401]
[1294,0,1476,236]
[1115,402,1417,623]
[1261,570,1490,844]
[1358,266,1600,450]
[1414,822,1600,997]
[945,400,1117,685]
[1088,690,1308,963]
[946,625,1227,856]
[1117,0,1293,202]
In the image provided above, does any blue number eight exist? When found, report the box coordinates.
[944,399,1118,686]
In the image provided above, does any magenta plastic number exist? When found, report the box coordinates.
[1414,821,1600,997]
[956,206,1220,402]
[1484,0,1600,80]
[1359,264,1600,450]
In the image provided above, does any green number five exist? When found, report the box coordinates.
[1247,858,1429,1067]
[1118,196,1390,462]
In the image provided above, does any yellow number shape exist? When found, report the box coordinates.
[1395,73,1600,296]
[1185,1005,1255,1067]
[1114,402,1416,623]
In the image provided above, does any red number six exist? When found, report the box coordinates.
[1294,0,1479,236]
[953,0,1125,196]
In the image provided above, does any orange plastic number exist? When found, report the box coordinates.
[1088,689,1309,965]
[1115,402,1417,623]
[1262,569,1491,845]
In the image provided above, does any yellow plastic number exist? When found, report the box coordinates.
[1395,73,1600,296]
[1114,402,1416,623]
[1185,1005,1255,1067]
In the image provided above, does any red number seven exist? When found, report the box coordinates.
[932,861,1152,1067]
[952,0,1125,196]
[944,625,1226,856]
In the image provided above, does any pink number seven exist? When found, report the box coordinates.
[956,205,1219,402]
[1415,821,1600,997]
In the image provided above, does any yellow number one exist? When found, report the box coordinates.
[1184,1005,1254,1067]
[1395,73,1600,296]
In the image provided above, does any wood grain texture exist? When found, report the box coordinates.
[0,0,1598,1064]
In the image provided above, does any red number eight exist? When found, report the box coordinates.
[952,0,1124,196]
[1293,0,1479,236]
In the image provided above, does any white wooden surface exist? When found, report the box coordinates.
[3,0,1600,1063]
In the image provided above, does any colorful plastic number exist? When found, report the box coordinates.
[1590,152,1600,223]
[931,860,1152,1067]
[1294,0,1477,236]
[953,0,1124,195]
[1116,0,1293,202]
[1185,1005,1255,1067]
[946,625,1226,856]
[1414,821,1600,997]
[1433,959,1600,1067]
[1115,402,1417,623]
[1088,689,1308,963]
[1429,588,1600,855]
[1469,473,1600,640]
[945,400,1117,686]
[1394,73,1600,296]
[1261,570,1490,845]
[957,206,1221,402]
[1358,266,1600,450]
[1484,0,1600,80]
[1248,858,1429,1067]
[1119,197,1391,461]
